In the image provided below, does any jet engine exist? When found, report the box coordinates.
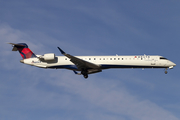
[39,53,56,61]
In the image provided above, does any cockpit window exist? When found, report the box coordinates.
[160,57,168,60]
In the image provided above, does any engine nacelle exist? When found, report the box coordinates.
[40,53,56,61]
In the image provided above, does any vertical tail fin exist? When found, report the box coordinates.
[9,43,36,59]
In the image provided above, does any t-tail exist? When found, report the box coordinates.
[8,43,36,59]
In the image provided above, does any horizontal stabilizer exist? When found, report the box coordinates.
[8,43,26,51]
[8,43,26,47]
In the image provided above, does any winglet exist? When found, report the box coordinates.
[57,47,66,55]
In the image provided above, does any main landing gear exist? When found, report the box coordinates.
[73,70,88,78]
[83,74,88,79]
[81,69,88,79]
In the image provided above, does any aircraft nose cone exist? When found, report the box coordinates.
[168,62,176,69]
[171,62,176,68]
[173,63,176,66]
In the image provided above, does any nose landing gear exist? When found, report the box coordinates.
[164,68,168,74]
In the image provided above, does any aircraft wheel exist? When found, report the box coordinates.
[81,69,88,78]
[164,68,168,74]
[84,75,88,78]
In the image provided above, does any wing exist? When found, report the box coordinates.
[57,47,101,70]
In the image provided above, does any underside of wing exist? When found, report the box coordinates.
[66,54,100,70]
[57,47,101,78]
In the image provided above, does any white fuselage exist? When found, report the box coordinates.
[21,55,176,71]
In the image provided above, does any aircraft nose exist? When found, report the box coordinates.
[173,62,176,66]
[170,62,176,68]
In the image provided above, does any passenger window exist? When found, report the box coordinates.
[110,58,112,60]
[94,58,96,60]
[89,58,91,60]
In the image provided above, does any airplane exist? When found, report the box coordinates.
[9,43,176,78]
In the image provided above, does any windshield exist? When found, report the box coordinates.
[160,57,168,60]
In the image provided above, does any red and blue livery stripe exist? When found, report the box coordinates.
[11,43,36,59]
